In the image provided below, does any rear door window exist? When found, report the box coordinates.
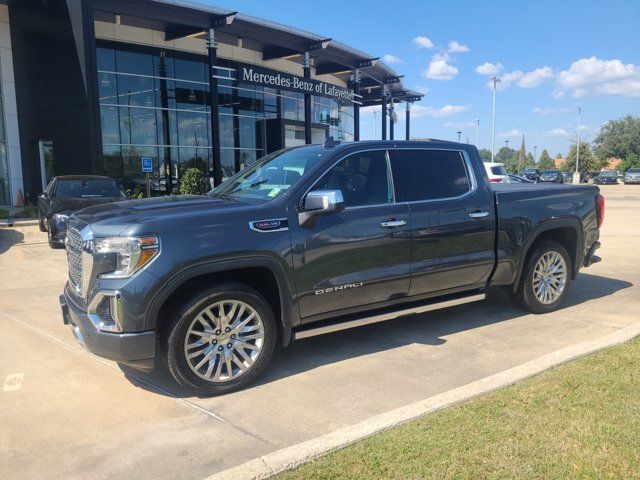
[390,149,472,202]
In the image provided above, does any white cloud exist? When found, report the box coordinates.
[412,36,435,49]
[447,40,470,53]
[475,62,503,76]
[443,121,476,128]
[533,107,571,115]
[500,129,524,138]
[556,57,640,97]
[423,53,459,80]
[360,105,381,115]
[543,128,571,137]
[382,54,403,64]
[412,104,468,118]
[518,66,554,88]
[414,85,430,95]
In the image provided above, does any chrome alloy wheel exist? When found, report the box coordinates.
[532,251,567,305]
[184,300,265,382]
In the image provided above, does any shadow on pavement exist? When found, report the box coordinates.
[0,228,25,255]
[122,272,632,398]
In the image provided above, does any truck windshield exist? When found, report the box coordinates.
[210,147,329,201]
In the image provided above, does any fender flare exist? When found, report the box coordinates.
[146,255,297,346]
[510,217,584,293]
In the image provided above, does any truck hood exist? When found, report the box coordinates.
[70,195,258,236]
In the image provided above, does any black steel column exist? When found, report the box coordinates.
[208,28,222,186]
[406,102,411,140]
[381,87,387,140]
[353,68,360,141]
[304,52,312,144]
[159,51,172,194]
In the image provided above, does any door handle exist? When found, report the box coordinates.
[469,211,490,218]
[380,219,407,228]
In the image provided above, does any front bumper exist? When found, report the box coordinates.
[624,178,640,184]
[61,285,156,372]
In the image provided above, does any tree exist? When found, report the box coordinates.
[478,148,492,162]
[562,142,604,175]
[518,135,526,171]
[593,115,640,161]
[618,153,640,173]
[526,152,534,165]
[179,168,207,195]
[537,149,555,170]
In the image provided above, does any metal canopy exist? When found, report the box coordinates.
[92,0,423,103]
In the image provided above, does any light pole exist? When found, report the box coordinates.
[573,107,582,184]
[475,118,480,147]
[490,76,500,161]
[457,131,462,142]
[505,140,509,148]
[372,110,378,140]
[534,146,537,162]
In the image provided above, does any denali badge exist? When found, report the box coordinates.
[249,218,289,232]
[315,282,364,295]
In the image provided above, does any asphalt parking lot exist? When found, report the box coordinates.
[1,185,639,480]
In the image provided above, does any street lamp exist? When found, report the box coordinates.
[534,146,537,162]
[505,140,509,148]
[457,131,462,142]
[490,76,500,161]
[475,118,480,147]
[372,110,378,140]
[573,107,582,184]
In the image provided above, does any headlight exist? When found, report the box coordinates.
[94,236,160,279]
[52,213,70,222]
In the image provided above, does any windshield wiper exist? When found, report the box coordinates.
[229,178,269,194]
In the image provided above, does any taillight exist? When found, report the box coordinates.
[489,178,501,183]
[596,193,605,228]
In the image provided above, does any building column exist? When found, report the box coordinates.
[406,102,411,140]
[381,86,387,141]
[304,51,312,144]
[353,68,360,141]
[208,28,222,186]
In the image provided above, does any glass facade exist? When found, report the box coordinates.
[0,64,9,205]
[97,41,355,194]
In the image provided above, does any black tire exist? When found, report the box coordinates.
[162,282,277,396]
[38,215,46,232]
[512,240,572,314]
[47,224,64,249]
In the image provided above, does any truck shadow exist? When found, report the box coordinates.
[0,228,25,255]
[123,272,632,398]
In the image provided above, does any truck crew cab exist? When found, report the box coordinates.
[60,139,604,395]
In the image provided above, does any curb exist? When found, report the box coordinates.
[204,321,640,480]
[0,218,39,227]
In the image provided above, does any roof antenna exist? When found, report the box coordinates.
[323,136,340,148]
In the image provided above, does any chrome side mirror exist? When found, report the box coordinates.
[37,193,47,200]
[299,190,345,227]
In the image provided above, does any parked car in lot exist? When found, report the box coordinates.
[520,168,540,182]
[562,172,573,184]
[594,170,619,185]
[37,176,125,248]
[623,168,640,184]
[538,169,564,183]
[507,174,534,184]
[484,162,510,183]
[60,140,604,395]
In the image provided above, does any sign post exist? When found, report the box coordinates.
[141,157,153,198]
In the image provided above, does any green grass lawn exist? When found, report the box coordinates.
[278,338,640,480]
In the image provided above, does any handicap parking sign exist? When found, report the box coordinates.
[141,157,153,173]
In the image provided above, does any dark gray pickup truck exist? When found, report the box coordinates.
[60,139,604,395]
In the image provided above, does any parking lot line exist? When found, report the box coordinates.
[0,308,264,438]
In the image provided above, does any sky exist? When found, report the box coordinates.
[205,0,640,158]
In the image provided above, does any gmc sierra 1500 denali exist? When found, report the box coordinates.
[60,139,604,395]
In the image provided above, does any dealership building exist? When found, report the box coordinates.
[0,0,422,206]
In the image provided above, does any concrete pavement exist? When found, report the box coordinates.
[1,185,638,480]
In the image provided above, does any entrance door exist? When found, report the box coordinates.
[290,149,412,319]
[38,140,54,191]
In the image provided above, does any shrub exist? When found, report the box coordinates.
[179,168,207,195]
[0,209,9,219]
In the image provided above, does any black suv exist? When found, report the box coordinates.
[60,140,603,395]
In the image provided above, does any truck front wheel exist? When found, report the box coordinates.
[163,282,277,395]
[513,240,572,313]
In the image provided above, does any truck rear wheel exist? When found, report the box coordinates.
[513,240,572,313]
[163,282,277,395]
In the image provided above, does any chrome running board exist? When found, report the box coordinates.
[293,292,486,340]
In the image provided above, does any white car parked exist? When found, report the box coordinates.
[484,162,510,183]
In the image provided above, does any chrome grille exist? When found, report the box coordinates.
[66,227,83,295]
